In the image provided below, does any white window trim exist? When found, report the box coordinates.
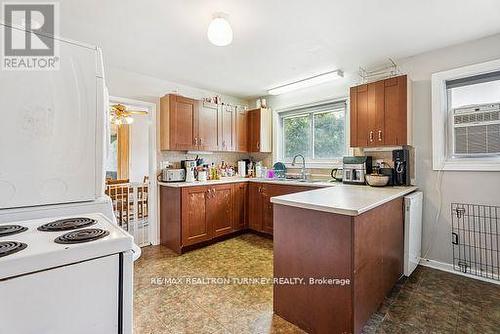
[431,58,500,171]
[272,97,350,169]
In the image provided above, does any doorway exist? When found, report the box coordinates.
[105,96,158,247]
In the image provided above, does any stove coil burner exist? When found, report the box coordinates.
[0,225,28,237]
[38,218,97,232]
[0,241,27,258]
[54,228,110,244]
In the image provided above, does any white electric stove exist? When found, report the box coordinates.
[0,213,137,334]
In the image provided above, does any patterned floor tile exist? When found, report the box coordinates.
[134,234,500,334]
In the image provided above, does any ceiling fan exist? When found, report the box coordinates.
[109,103,147,125]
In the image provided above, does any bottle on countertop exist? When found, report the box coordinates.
[248,161,254,178]
[255,161,262,178]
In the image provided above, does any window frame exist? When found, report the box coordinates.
[431,58,500,171]
[274,98,350,168]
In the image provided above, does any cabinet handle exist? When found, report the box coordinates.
[378,130,382,141]
[194,137,198,145]
[257,142,260,150]
[369,131,374,142]
[199,137,203,145]
[222,140,226,148]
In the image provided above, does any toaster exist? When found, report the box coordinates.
[162,169,185,182]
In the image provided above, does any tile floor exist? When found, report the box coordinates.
[134,234,500,334]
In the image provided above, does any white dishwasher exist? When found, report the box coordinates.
[404,191,423,276]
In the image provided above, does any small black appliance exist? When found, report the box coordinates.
[392,149,411,186]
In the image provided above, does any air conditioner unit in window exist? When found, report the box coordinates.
[452,103,500,156]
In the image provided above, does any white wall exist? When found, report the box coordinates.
[399,34,500,265]
[267,33,500,267]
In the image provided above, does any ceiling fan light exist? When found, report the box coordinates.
[207,14,233,46]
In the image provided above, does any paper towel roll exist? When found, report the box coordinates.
[238,161,246,177]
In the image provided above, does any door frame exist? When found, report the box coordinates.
[109,96,159,246]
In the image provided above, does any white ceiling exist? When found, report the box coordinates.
[52,0,500,98]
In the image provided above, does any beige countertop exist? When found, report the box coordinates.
[158,177,338,188]
[270,184,418,216]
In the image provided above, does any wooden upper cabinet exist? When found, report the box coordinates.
[160,94,198,151]
[349,87,358,147]
[181,186,212,246]
[198,101,220,151]
[384,75,407,146]
[349,74,408,147]
[220,104,235,151]
[235,108,249,152]
[248,108,260,152]
[248,108,272,153]
[160,95,220,152]
[367,80,385,146]
[352,84,369,147]
[160,94,249,152]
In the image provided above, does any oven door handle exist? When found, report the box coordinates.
[131,243,141,261]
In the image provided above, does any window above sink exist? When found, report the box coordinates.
[275,98,349,168]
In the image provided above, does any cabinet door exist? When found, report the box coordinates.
[181,186,212,246]
[384,75,407,146]
[354,84,369,147]
[170,95,198,150]
[198,101,220,151]
[232,182,248,231]
[210,184,233,237]
[261,184,274,234]
[221,105,235,151]
[380,198,404,295]
[350,87,358,147]
[262,184,314,235]
[235,108,248,152]
[248,182,263,231]
[248,109,261,152]
[367,81,385,146]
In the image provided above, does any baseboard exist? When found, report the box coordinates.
[419,258,499,285]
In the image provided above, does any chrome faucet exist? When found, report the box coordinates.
[291,154,307,181]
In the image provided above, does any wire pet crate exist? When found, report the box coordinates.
[451,203,499,281]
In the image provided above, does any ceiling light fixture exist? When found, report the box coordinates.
[207,13,233,47]
[268,70,344,95]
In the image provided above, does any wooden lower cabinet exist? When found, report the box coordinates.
[273,198,404,334]
[250,183,314,235]
[161,182,247,253]
[160,181,315,252]
[232,182,248,231]
[248,182,263,231]
[181,186,212,246]
[210,184,233,238]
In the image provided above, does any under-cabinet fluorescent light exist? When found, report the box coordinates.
[268,70,344,95]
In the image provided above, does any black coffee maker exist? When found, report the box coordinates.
[392,148,411,186]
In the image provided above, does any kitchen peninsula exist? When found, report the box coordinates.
[271,185,417,334]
